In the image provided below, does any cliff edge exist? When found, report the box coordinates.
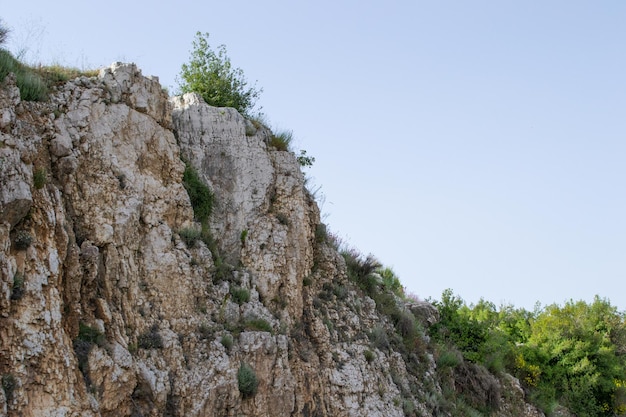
[0,63,542,417]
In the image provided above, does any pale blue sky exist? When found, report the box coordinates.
[3,1,625,311]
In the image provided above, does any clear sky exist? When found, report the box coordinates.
[3,1,625,311]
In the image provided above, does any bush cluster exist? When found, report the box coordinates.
[178,32,262,117]
[237,363,259,398]
[430,290,626,416]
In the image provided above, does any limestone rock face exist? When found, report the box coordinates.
[0,63,544,417]
[172,93,318,323]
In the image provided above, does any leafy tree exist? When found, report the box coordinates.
[178,32,262,116]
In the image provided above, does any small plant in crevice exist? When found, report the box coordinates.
[230,286,250,305]
[73,322,106,385]
[269,129,292,151]
[237,362,259,398]
[2,374,17,402]
[178,227,202,247]
[243,317,273,333]
[314,223,328,244]
[182,161,213,225]
[275,213,289,226]
[13,230,33,250]
[364,349,375,363]
[220,334,234,352]
[137,324,164,349]
[33,167,47,189]
[240,229,248,246]
[10,272,24,301]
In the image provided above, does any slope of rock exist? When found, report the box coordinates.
[0,63,543,417]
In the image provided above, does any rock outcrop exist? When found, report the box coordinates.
[0,63,543,417]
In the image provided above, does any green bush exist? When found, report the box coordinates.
[364,349,375,363]
[2,374,16,402]
[179,32,262,117]
[182,162,213,225]
[179,227,202,247]
[230,286,250,304]
[220,334,233,351]
[269,129,292,151]
[33,168,47,189]
[10,272,24,300]
[73,323,105,384]
[138,324,164,349]
[297,150,315,167]
[244,317,272,333]
[0,49,47,101]
[237,363,259,398]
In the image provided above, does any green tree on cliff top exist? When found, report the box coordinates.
[178,32,262,117]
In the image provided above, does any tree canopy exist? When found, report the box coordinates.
[178,32,262,117]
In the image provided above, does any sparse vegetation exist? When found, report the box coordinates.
[220,334,233,351]
[137,324,164,349]
[0,47,97,102]
[297,149,315,167]
[240,229,248,246]
[13,230,33,250]
[237,362,259,398]
[178,227,202,247]
[269,129,292,151]
[33,167,47,189]
[179,32,262,117]
[243,317,272,333]
[364,349,375,363]
[10,272,24,300]
[230,286,250,304]
[2,374,16,402]
[73,323,105,385]
[275,212,289,226]
[182,162,213,225]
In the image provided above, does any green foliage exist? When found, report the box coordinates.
[244,317,272,333]
[341,248,381,296]
[220,334,234,351]
[179,32,262,116]
[0,47,97,102]
[10,272,24,300]
[2,374,16,402]
[314,223,328,244]
[230,286,250,305]
[13,230,33,250]
[237,363,259,398]
[364,349,375,363]
[240,229,248,246]
[73,323,105,385]
[138,324,164,349]
[369,326,390,351]
[269,129,293,151]
[178,227,202,247]
[182,162,213,225]
[430,290,626,416]
[33,167,47,189]
[297,149,315,167]
[379,267,405,298]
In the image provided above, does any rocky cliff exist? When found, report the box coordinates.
[0,63,543,417]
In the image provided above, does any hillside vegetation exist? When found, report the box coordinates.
[430,290,626,416]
